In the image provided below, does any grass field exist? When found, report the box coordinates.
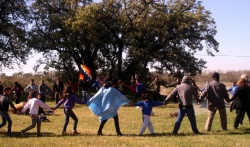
[0,96,250,147]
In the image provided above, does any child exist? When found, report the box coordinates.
[134,93,164,136]
[53,88,86,135]
[21,91,52,137]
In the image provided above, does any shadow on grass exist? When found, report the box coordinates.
[2,128,250,138]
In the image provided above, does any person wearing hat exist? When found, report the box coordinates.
[229,74,250,129]
[164,76,200,134]
[199,72,230,132]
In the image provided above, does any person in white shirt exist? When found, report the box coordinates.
[24,79,38,100]
[20,91,52,137]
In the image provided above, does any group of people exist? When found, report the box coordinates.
[164,72,250,135]
[1,72,250,138]
[0,77,92,137]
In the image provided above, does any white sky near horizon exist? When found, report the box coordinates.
[2,0,250,76]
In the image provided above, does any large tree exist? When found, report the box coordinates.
[28,0,219,83]
[0,0,30,68]
[27,0,96,78]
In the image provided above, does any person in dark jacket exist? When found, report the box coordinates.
[133,78,146,102]
[199,72,230,132]
[230,74,250,129]
[12,81,24,104]
[53,77,64,104]
[164,77,181,103]
[0,81,3,95]
[0,87,17,137]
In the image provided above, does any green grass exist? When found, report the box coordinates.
[0,99,250,147]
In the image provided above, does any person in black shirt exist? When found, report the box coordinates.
[53,77,64,104]
[0,81,3,95]
[0,87,17,137]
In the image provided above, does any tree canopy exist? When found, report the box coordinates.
[0,0,31,68]
[1,0,219,83]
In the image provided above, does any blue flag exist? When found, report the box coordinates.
[87,87,130,121]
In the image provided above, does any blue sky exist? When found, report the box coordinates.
[2,0,250,76]
[196,0,250,71]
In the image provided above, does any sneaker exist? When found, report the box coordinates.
[97,132,103,136]
[62,131,67,136]
[7,133,13,137]
[21,130,25,137]
[117,133,123,136]
[172,132,178,135]
[72,131,80,135]
[193,131,200,134]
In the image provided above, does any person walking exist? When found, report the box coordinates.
[21,91,53,137]
[53,88,86,135]
[92,76,104,91]
[230,74,250,129]
[227,82,237,96]
[87,81,130,136]
[0,87,17,137]
[134,93,164,136]
[53,77,64,104]
[164,76,200,134]
[0,81,3,95]
[164,77,181,103]
[199,72,230,132]
[24,79,38,100]
[113,78,130,94]
[38,80,51,103]
[12,81,24,104]
[149,76,163,102]
[132,78,147,102]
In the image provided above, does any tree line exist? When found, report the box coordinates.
[0,0,219,83]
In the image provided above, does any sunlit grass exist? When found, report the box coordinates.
[0,98,250,147]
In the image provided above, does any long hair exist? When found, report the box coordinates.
[61,88,72,101]
[237,78,248,87]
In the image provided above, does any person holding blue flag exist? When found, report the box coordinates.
[87,81,130,136]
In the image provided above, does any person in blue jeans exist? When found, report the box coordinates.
[0,87,17,137]
[53,88,86,135]
[164,76,200,134]
[134,93,164,135]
